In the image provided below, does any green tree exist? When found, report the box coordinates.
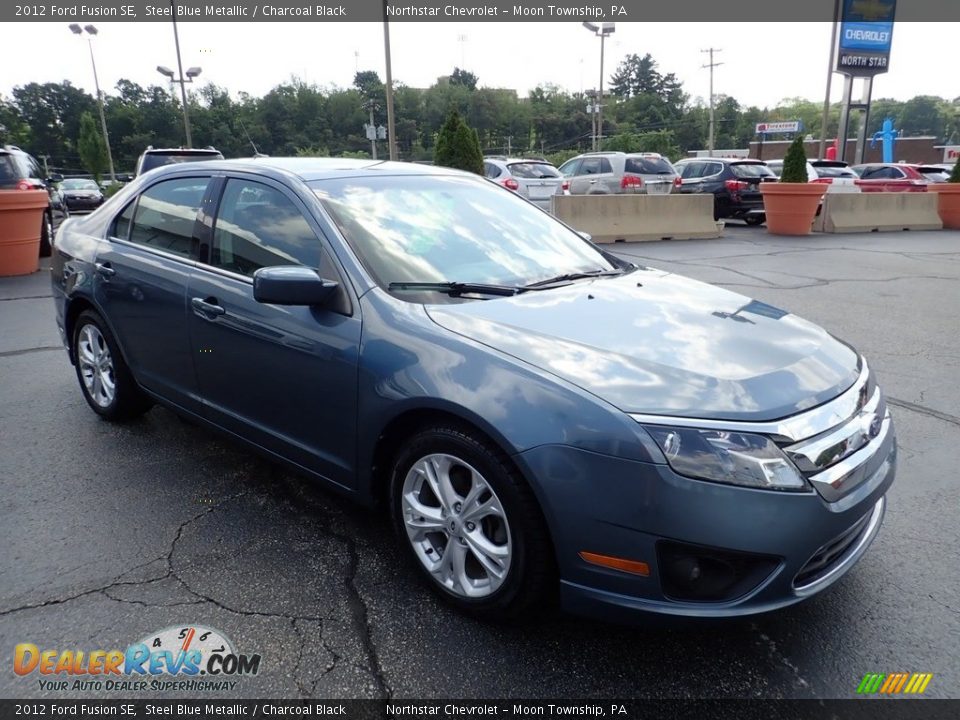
[434,109,482,174]
[450,67,478,91]
[780,135,808,183]
[77,111,107,182]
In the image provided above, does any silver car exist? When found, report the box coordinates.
[558,151,679,195]
[483,157,565,211]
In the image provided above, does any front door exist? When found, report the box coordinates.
[187,175,361,488]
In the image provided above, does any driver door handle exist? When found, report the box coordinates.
[191,297,226,317]
[94,262,115,278]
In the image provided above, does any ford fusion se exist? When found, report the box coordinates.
[51,158,895,621]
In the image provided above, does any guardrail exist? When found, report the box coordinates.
[551,194,721,243]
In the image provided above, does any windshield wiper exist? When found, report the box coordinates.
[523,268,625,289]
[387,281,524,297]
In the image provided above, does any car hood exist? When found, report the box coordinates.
[425,268,860,421]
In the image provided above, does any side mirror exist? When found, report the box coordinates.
[253,266,339,306]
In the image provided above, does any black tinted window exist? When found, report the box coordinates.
[813,166,857,178]
[129,177,208,258]
[484,162,502,179]
[0,155,18,186]
[210,179,320,276]
[625,157,674,174]
[507,162,561,179]
[731,163,776,178]
[110,200,137,240]
[140,152,223,175]
[558,159,581,176]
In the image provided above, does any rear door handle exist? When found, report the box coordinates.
[94,262,115,278]
[191,297,226,317]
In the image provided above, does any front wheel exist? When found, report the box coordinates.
[73,310,152,421]
[744,215,765,226]
[390,425,555,620]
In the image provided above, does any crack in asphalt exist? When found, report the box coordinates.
[0,346,63,359]
[887,397,960,428]
[750,623,813,694]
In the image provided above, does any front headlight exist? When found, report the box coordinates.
[641,425,809,491]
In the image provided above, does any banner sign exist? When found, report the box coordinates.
[756,121,803,135]
[835,0,897,76]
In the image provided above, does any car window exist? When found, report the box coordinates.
[813,166,857,178]
[312,174,615,294]
[110,199,137,241]
[862,167,896,179]
[917,167,949,182]
[676,162,701,179]
[62,179,100,191]
[730,163,776,178]
[624,157,674,174]
[507,162,561,179]
[704,163,724,177]
[558,158,581,176]
[483,162,501,179]
[580,158,604,175]
[128,177,209,259]
[210,179,320,277]
[0,154,18,187]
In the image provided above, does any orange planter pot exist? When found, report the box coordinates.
[0,190,48,276]
[760,183,827,236]
[929,184,960,229]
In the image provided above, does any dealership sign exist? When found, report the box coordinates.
[944,146,960,163]
[756,121,803,135]
[835,0,897,76]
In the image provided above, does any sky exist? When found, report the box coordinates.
[6,21,959,110]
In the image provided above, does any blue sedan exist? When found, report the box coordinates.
[51,158,895,621]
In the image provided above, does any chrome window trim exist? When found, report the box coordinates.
[629,360,869,443]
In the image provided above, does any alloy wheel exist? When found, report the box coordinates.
[77,324,116,408]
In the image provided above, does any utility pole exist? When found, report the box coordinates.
[701,48,723,156]
[506,136,512,156]
[170,1,193,148]
[382,0,397,160]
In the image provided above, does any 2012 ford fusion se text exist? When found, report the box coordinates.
[51,158,896,622]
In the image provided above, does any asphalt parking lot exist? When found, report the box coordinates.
[1,226,958,701]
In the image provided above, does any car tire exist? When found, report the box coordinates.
[744,216,764,226]
[390,424,555,620]
[39,211,53,257]
[73,310,152,421]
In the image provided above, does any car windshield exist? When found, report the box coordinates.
[311,174,615,296]
[140,152,223,174]
[625,157,675,174]
[917,167,949,182]
[61,179,99,191]
[813,166,857,178]
[731,163,776,178]
[507,162,561,179]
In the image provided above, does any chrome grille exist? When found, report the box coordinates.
[794,506,874,589]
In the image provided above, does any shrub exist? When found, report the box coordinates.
[949,160,960,183]
[779,135,809,184]
[434,110,483,175]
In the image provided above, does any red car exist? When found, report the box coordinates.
[850,163,947,192]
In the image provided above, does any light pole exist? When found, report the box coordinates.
[382,0,397,160]
[585,89,599,151]
[158,1,200,148]
[583,22,615,152]
[69,23,115,183]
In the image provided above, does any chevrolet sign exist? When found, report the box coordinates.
[835,0,896,76]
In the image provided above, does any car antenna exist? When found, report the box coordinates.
[238,118,267,158]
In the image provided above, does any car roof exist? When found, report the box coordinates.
[677,157,765,164]
[138,157,475,183]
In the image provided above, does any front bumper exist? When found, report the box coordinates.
[515,415,895,620]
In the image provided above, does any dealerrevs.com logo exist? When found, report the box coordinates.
[14,625,261,692]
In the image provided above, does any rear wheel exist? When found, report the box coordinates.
[744,215,764,226]
[390,425,554,620]
[73,310,152,421]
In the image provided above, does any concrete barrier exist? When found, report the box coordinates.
[813,192,942,233]
[551,194,721,243]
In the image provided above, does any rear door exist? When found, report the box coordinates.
[93,175,211,412]
[187,174,361,487]
[569,156,614,194]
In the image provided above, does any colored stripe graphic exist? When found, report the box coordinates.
[857,672,933,694]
